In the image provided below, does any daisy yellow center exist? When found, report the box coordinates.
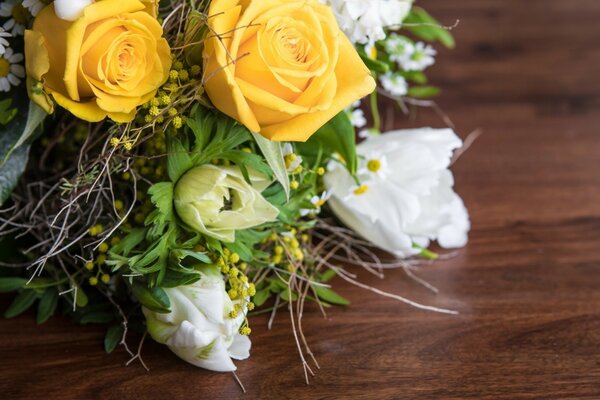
[315,199,326,207]
[12,3,28,25]
[0,58,9,77]
[367,159,381,173]
[353,185,369,195]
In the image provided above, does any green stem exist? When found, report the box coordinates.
[370,91,381,133]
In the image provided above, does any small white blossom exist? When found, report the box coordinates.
[384,33,415,63]
[300,191,331,217]
[349,108,367,128]
[22,0,47,17]
[0,28,10,55]
[282,143,303,172]
[380,72,408,97]
[0,47,25,92]
[0,0,28,36]
[323,0,413,46]
[398,42,437,71]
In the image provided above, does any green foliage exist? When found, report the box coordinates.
[251,132,290,199]
[145,182,174,239]
[0,99,17,125]
[131,282,171,313]
[4,289,37,318]
[0,95,48,205]
[296,111,357,175]
[36,289,58,324]
[0,277,27,293]
[407,85,441,98]
[104,324,124,353]
[313,285,350,306]
[404,7,456,49]
[358,49,390,74]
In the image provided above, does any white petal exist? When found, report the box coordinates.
[228,334,251,360]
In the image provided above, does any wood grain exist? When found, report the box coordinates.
[2,0,600,398]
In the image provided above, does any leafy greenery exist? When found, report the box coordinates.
[404,7,456,49]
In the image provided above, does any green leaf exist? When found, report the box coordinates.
[109,228,146,256]
[252,288,270,307]
[131,282,171,313]
[404,7,455,49]
[0,89,47,205]
[167,137,193,182]
[221,150,273,182]
[358,50,390,74]
[280,289,298,302]
[160,269,201,288]
[36,289,58,324]
[4,101,47,160]
[319,269,337,283]
[4,290,37,318]
[0,277,27,293]
[80,312,115,324]
[0,99,17,125]
[313,286,350,306]
[104,324,124,353]
[146,182,174,238]
[74,284,89,308]
[297,111,357,175]
[251,132,290,200]
[407,86,440,98]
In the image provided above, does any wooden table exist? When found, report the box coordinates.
[2,1,600,398]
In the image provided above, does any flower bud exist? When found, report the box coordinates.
[174,165,279,242]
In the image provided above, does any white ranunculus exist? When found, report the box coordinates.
[322,0,413,45]
[143,266,251,372]
[54,0,94,21]
[324,128,470,257]
[174,165,279,243]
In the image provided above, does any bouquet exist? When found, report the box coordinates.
[0,0,469,378]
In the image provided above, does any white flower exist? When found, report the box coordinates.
[282,143,303,172]
[300,191,331,217]
[0,47,24,92]
[324,128,470,257]
[380,72,408,97]
[398,42,437,72]
[350,108,366,128]
[0,0,28,36]
[0,28,10,55]
[22,0,47,17]
[143,266,251,372]
[53,0,93,22]
[384,33,415,64]
[174,165,279,243]
[323,0,413,46]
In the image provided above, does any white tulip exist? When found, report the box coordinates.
[54,0,93,21]
[143,266,251,372]
[324,128,470,258]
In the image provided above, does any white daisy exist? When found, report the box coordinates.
[0,0,28,36]
[398,42,437,72]
[358,150,390,182]
[0,28,10,55]
[22,0,48,17]
[300,191,331,217]
[0,47,25,92]
[282,143,303,172]
[380,72,408,97]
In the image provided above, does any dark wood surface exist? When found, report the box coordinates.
[2,1,600,398]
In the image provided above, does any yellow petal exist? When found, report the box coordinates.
[261,35,375,141]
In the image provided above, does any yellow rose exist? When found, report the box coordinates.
[202,0,376,142]
[24,0,171,123]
